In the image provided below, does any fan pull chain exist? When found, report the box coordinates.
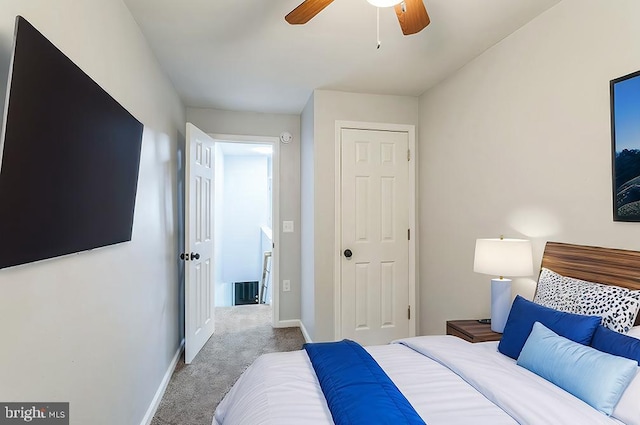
[376,7,381,49]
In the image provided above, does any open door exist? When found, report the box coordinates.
[184,123,216,364]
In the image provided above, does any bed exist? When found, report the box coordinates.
[213,242,640,425]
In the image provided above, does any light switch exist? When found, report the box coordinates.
[283,221,294,233]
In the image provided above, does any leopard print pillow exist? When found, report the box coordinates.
[534,268,640,334]
[533,268,564,309]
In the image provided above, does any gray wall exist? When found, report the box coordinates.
[418,0,640,335]
[300,94,315,340]
[186,108,301,322]
[301,90,419,341]
[0,1,185,424]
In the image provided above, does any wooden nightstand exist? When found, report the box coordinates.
[446,320,502,343]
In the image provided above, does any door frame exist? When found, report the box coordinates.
[209,133,280,327]
[333,121,417,340]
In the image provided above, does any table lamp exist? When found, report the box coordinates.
[473,237,533,333]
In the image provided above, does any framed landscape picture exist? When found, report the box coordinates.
[611,70,640,222]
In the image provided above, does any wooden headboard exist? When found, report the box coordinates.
[540,241,640,326]
[541,242,640,291]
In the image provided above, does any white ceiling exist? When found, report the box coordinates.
[123,0,561,114]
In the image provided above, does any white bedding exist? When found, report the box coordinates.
[213,336,626,425]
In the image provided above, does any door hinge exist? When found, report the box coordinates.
[408,305,411,320]
[407,149,411,161]
[408,228,410,240]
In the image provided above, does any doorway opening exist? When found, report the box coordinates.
[211,137,279,328]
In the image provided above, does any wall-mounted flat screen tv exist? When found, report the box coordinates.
[0,16,144,269]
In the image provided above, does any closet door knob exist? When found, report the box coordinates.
[344,249,352,258]
[190,252,200,260]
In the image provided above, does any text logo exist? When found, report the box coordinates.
[0,403,68,425]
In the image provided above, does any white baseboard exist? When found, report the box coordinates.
[275,319,300,328]
[275,319,312,343]
[299,320,312,343]
[140,339,184,425]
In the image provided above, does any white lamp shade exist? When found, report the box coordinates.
[366,0,402,7]
[473,238,533,277]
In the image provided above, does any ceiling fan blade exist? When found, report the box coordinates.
[394,0,430,35]
[285,0,335,25]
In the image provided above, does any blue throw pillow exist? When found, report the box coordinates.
[517,322,638,415]
[591,325,640,364]
[498,295,601,359]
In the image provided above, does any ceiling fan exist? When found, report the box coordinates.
[285,0,430,36]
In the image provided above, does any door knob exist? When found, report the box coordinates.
[190,252,200,260]
[180,253,186,261]
[344,249,352,258]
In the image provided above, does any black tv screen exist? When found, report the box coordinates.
[0,16,144,269]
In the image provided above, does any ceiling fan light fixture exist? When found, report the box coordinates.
[367,0,402,8]
[285,0,429,36]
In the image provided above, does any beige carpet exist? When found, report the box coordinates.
[151,304,306,425]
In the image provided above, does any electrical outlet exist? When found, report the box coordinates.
[282,279,291,292]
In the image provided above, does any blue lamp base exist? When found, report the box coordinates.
[491,278,512,333]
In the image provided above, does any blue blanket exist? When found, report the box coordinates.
[304,339,425,425]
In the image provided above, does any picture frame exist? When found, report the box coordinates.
[610,70,640,222]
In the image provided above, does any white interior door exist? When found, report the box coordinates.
[340,128,410,346]
[185,123,216,364]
